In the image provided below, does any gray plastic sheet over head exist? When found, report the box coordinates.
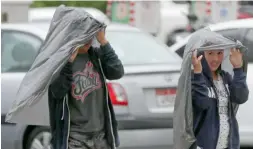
[5,5,106,126]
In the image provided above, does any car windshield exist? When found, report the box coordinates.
[106,31,181,65]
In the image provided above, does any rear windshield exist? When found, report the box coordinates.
[106,31,182,65]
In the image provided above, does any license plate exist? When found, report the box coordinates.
[156,89,176,107]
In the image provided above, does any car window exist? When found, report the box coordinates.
[1,30,42,73]
[239,1,253,5]
[175,45,185,58]
[106,31,182,65]
[217,29,242,40]
[172,0,188,4]
[244,29,253,63]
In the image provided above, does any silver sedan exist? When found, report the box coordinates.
[1,23,182,149]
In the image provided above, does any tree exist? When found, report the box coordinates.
[30,1,107,13]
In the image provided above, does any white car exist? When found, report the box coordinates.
[1,22,182,149]
[170,18,253,147]
[156,0,189,46]
[29,7,110,25]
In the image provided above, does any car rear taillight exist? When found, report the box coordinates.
[237,12,253,19]
[107,82,128,106]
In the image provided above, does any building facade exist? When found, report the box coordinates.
[2,1,32,23]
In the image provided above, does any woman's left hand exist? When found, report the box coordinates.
[230,48,243,68]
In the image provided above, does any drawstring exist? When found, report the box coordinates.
[61,97,66,120]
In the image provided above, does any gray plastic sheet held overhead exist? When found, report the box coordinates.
[173,28,248,149]
[5,5,106,125]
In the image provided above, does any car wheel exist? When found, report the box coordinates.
[26,126,52,149]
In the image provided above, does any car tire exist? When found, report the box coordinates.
[25,126,52,149]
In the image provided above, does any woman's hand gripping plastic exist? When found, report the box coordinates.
[192,50,203,74]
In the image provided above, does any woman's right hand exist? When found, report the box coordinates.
[192,50,203,73]
[68,49,79,63]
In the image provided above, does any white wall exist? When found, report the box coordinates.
[1,1,32,23]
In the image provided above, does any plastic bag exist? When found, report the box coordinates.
[5,5,106,125]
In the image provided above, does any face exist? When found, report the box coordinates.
[204,50,224,72]
[78,40,92,53]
